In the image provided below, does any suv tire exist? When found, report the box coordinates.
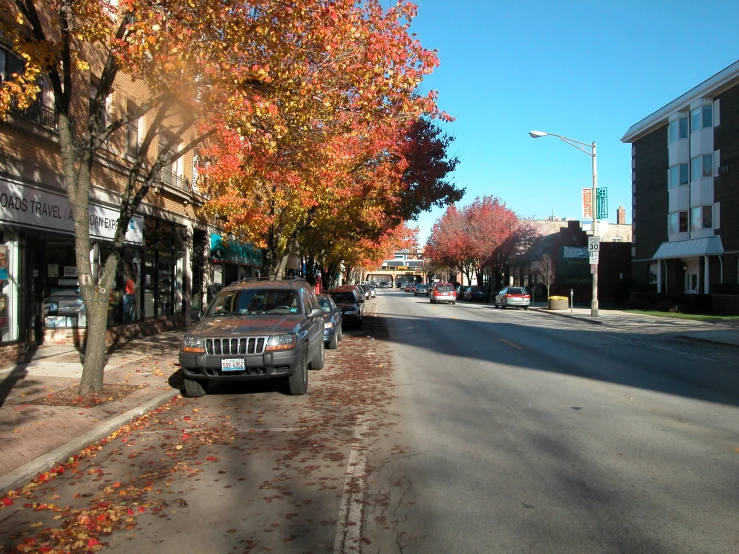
[311,340,325,369]
[183,377,208,398]
[288,347,309,395]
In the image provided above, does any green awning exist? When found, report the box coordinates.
[210,234,263,266]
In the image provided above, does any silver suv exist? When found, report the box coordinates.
[179,278,325,397]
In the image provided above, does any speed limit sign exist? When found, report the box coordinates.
[588,236,600,252]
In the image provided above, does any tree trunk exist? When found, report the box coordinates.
[78,292,110,393]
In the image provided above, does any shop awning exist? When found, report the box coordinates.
[652,236,724,260]
[210,234,263,266]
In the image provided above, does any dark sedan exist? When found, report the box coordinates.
[328,286,365,328]
[317,294,343,349]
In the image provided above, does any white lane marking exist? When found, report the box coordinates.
[334,416,369,554]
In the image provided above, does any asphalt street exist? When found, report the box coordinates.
[363,290,739,554]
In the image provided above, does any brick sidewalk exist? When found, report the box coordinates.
[0,330,184,494]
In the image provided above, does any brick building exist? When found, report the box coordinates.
[0,41,263,365]
[501,215,632,305]
[622,61,739,312]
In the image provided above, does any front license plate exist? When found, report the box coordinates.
[221,358,245,371]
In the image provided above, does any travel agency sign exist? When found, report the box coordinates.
[0,179,143,244]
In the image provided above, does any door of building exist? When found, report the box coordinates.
[684,259,700,294]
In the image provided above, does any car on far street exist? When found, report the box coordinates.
[328,285,365,328]
[366,283,377,298]
[414,284,429,296]
[430,282,456,304]
[494,286,531,309]
[317,294,343,349]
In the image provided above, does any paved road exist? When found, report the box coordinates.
[363,290,739,554]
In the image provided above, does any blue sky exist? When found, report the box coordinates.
[403,0,739,244]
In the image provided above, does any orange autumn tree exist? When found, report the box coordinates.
[198,0,446,278]
[0,0,382,393]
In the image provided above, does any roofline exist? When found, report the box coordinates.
[621,60,739,143]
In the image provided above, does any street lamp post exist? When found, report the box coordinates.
[529,130,599,316]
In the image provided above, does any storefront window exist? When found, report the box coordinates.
[99,245,141,324]
[142,217,186,318]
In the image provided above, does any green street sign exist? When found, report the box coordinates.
[596,187,608,220]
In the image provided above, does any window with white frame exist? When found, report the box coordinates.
[669,164,689,188]
[669,211,688,234]
[669,117,688,142]
[691,105,713,132]
[125,102,139,157]
[690,153,713,181]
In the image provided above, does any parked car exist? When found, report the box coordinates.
[494,286,531,309]
[414,284,428,296]
[463,286,488,302]
[404,283,416,293]
[317,294,342,349]
[358,284,372,300]
[430,282,456,304]
[328,285,365,328]
[366,283,377,298]
[178,278,325,398]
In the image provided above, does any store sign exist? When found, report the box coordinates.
[563,247,588,259]
[0,179,143,244]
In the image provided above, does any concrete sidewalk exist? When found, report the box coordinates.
[529,303,739,347]
[0,330,184,497]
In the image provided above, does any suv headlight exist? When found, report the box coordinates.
[265,334,296,352]
[181,336,205,353]
[324,322,334,329]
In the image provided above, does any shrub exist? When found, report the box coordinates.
[549,295,568,301]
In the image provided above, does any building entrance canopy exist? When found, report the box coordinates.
[210,233,263,266]
[652,236,723,260]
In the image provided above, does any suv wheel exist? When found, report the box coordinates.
[311,340,326,369]
[288,347,309,395]
[183,377,209,398]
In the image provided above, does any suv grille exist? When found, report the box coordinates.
[205,337,267,356]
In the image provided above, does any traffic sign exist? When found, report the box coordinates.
[588,236,600,252]
[589,251,599,264]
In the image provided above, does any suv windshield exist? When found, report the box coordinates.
[206,289,300,316]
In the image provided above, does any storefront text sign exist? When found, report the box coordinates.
[0,179,143,244]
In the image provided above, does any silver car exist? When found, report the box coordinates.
[494,287,531,309]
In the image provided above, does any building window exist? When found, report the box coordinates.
[125,102,139,157]
[691,105,713,132]
[0,47,25,82]
[691,153,713,181]
[612,237,623,242]
[669,164,689,188]
[669,211,688,234]
[669,117,688,142]
[158,134,179,186]
[702,205,713,228]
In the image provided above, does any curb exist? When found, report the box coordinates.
[676,335,739,349]
[0,389,180,498]
[530,307,604,326]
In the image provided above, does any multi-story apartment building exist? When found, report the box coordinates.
[0,42,262,365]
[622,61,739,298]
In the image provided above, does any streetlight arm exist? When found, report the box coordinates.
[553,135,594,156]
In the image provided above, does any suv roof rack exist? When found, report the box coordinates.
[231,277,308,285]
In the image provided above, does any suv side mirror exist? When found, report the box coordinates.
[309,307,323,319]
